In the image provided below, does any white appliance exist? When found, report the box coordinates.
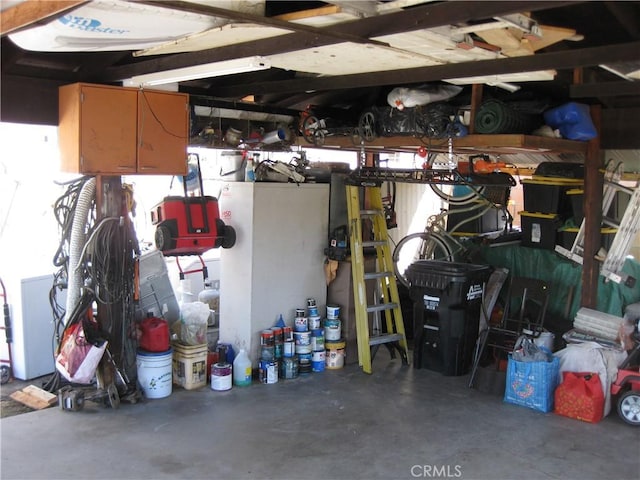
[219,182,329,365]
[1,274,60,380]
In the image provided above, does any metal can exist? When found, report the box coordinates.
[307,298,317,308]
[260,329,274,347]
[271,327,284,344]
[308,316,322,330]
[259,360,278,384]
[311,328,325,351]
[261,345,275,362]
[283,326,293,342]
[294,316,308,332]
[295,308,306,318]
[281,356,299,379]
[283,340,295,358]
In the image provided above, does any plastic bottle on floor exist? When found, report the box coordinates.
[233,348,252,387]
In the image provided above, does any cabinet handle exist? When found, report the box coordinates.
[139,166,158,170]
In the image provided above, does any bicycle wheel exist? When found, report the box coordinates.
[392,231,455,288]
[430,183,485,206]
[302,115,319,143]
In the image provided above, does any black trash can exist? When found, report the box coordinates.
[406,260,491,376]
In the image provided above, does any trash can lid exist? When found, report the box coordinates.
[405,260,491,289]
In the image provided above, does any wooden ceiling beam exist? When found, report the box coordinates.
[571,81,640,98]
[0,0,87,36]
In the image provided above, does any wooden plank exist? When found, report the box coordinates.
[529,24,578,51]
[469,84,484,134]
[581,105,603,309]
[297,134,589,155]
[10,386,57,410]
[274,5,343,22]
[22,385,57,405]
[0,0,87,36]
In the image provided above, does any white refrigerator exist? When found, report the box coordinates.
[218,182,329,365]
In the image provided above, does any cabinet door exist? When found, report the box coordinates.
[78,85,138,174]
[137,90,188,175]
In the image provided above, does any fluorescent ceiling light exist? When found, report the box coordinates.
[124,56,271,86]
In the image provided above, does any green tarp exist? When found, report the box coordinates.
[473,244,640,330]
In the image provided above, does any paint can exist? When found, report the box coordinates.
[260,329,275,361]
[283,340,295,358]
[260,329,275,346]
[211,362,232,391]
[311,328,324,351]
[281,355,299,379]
[326,305,340,319]
[325,340,346,369]
[137,348,173,399]
[259,359,278,384]
[308,316,322,330]
[297,352,312,374]
[307,298,317,308]
[283,326,293,342]
[312,350,326,372]
[324,318,342,341]
[294,316,309,332]
[294,338,311,355]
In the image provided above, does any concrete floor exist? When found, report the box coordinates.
[1,352,639,480]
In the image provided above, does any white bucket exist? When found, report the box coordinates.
[219,150,245,181]
[534,331,555,352]
[137,348,173,399]
[324,319,341,341]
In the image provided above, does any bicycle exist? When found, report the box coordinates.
[392,192,513,288]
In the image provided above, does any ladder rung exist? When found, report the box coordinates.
[369,333,404,346]
[362,240,387,248]
[366,302,399,313]
[364,271,393,280]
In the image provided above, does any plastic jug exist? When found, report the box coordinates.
[233,348,252,387]
[139,315,170,352]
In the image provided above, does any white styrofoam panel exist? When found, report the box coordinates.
[446,71,557,85]
[134,23,288,57]
[268,42,441,75]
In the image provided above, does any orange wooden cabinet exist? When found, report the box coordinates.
[58,83,188,175]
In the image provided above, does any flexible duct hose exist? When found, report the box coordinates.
[63,177,96,327]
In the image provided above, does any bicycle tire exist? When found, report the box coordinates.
[392,231,455,288]
[430,183,485,205]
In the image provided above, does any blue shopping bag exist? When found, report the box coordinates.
[504,355,560,413]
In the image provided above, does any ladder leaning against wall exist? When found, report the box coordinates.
[345,183,409,374]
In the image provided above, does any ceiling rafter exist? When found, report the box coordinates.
[212,41,640,98]
[107,0,580,81]
[137,0,390,47]
[0,0,88,36]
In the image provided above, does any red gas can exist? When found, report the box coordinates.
[139,316,170,352]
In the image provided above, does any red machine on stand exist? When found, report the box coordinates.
[151,153,236,261]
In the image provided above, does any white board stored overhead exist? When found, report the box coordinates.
[8,0,264,52]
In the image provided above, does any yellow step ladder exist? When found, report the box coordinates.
[346,184,409,374]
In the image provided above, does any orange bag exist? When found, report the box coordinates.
[554,371,604,423]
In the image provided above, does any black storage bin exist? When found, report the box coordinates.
[406,260,491,376]
[521,177,582,219]
[446,204,506,234]
[567,188,584,223]
[519,211,561,250]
